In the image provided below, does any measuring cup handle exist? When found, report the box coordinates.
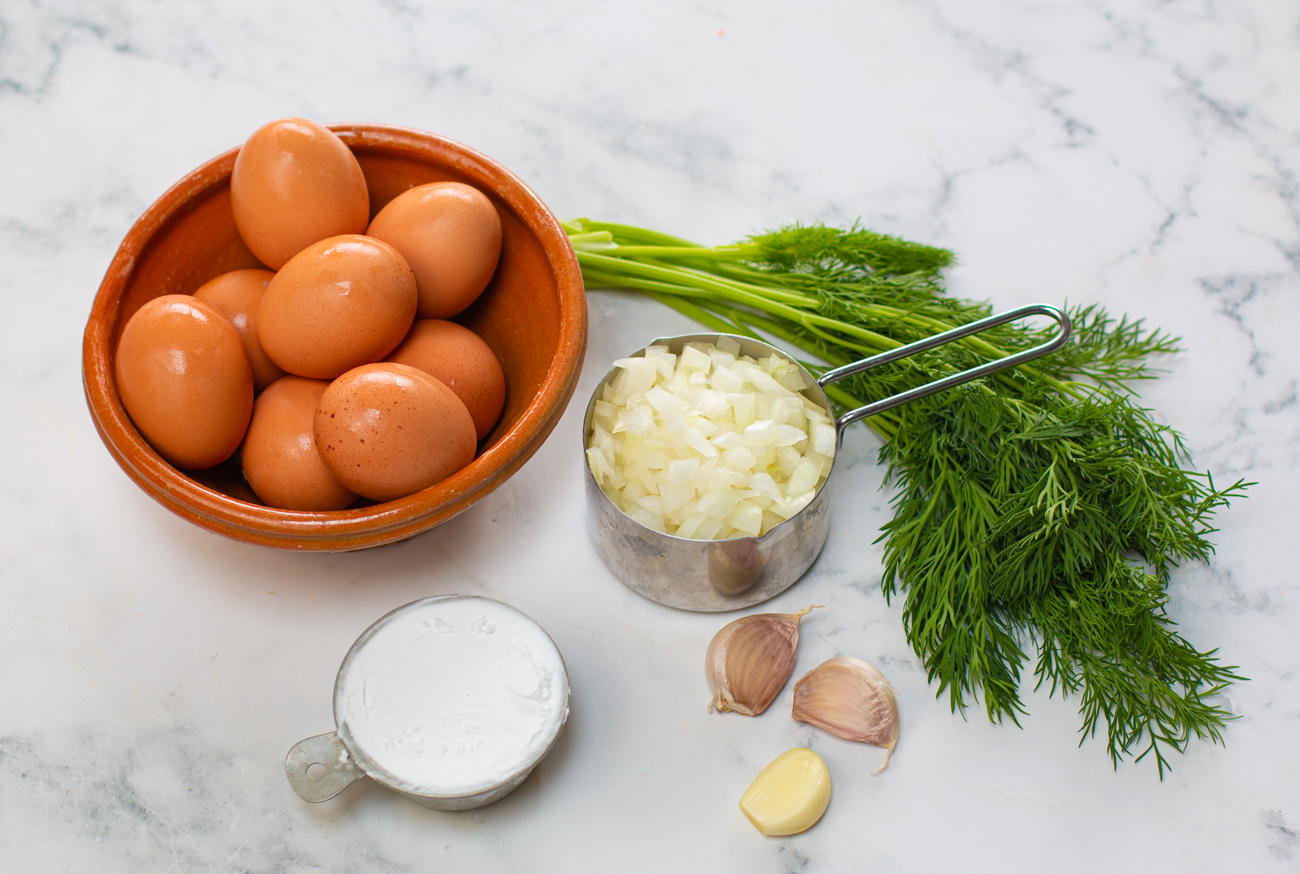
[815,303,1073,431]
[286,731,364,802]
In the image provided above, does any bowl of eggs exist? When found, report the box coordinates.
[82,120,586,550]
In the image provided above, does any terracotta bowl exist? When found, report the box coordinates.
[83,124,586,551]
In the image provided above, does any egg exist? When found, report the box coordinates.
[240,376,357,511]
[192,268,286,392]
[385,319,506,441]
[257,235,418,379]
[314,363,476,502]
[115,295,254,469]
[366,181,502,319]
[231,118,370,270]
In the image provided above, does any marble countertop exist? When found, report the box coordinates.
[3,1,1298,870]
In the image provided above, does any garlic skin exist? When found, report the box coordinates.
[791,656,899,774]
[738,747,832,836]
[706,605,820,716]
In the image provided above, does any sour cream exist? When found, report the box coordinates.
[334,596,569,798]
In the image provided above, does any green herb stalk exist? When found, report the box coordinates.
[565,217,1246,776]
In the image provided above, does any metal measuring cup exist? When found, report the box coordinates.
[583,303,1072,612]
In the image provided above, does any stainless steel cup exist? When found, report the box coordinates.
[584,304,1072,612]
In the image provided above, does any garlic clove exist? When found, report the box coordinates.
[791,656,900,774]
[706,605,821,716]
[738,747,832,836]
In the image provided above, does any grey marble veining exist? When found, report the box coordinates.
[2,1,1298,871]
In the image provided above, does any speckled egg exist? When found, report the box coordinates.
[314,362,476,502]
[257,235,417,380]
[231,118,370,270]
[385,319,506,441]
[192,268,285,392]
[115,294,254,469]
[366,181,502,319]
[240,376,357,511]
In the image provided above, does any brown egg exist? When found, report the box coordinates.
[366,181,502,319]
[257,235,418,379]
[385,319,506,441]
[314,363,476,502]
[192,268,285,392]
[231,118,370,270]
[240,376,357,511]
[115,295,254,469]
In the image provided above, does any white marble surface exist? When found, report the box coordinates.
[2,0,1298,870]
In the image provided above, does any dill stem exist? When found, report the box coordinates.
[579,253,904,351]
[577,245,1079,397]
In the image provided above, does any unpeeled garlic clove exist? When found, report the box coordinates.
[738,747,832,836]
[706,605,821,716]
[792,656,899,774]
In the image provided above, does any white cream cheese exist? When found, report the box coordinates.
[334,596,569,797]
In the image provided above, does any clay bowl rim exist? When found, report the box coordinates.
[82,123,587,551]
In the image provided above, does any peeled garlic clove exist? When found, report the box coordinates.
[706,605,820,716]
[792,656,899,774]
[739,747,832,836]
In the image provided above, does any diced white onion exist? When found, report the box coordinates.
[675,513,710,539]
[731,393,756,428]
[683,429,719,458]
[659,457,699,485]
[708,348,736,370]
[698,488,743,519]
[728,500,764,536]
[786,458,822,498]
[644,345,675,379]
[638,448,668,470]
[627,507,667,533]
[812,422,838,458]
[619,404,656,435]
[658,481,696,514]
[646,385,688,415]
[711,365,744,393]
[587,342,835,539]
[720,444,758,472]
[681,344,713,372]
[710,431,744,450]
[772,423,808,447]
[748,472,783,502]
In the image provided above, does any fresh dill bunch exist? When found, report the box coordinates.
[873,378,1245,775]
[565,217,1247,776]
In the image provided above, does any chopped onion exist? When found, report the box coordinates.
[587,342,835,539]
